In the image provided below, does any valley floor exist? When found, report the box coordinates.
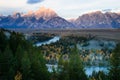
[12,28,120,41]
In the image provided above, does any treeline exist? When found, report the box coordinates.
[30,33,54,43]
[49,43,120,80]
[0,29,120,80]
[0,29,49,80]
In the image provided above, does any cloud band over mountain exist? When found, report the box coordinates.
[27,0,44,4]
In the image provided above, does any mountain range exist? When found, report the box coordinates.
[0,7,120,29]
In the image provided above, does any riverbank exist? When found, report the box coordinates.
[33,35,116,76]
[46,64,108,76]
[34,36,60,46]
[8,29,120,42]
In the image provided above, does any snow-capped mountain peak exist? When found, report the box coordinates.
[24,6,58,20]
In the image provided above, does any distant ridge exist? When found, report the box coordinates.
[0,7,120,29]
[74,11,120,28]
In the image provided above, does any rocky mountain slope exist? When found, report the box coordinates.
[0,7,120,29]
[74,11,120,28]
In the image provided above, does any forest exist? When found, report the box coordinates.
[0,28,120,80]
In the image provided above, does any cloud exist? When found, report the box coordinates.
[27,0,44,4]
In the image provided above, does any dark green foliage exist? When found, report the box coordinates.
[9,32,25,53]
[0,29,8,52]
[31,33,53,43]
[0,46,15,80]
[2,29,120,80]
[21,51,31,80]
[15,45,24,71]
[9,32,18,53]
[109,43,120,80]
[69,46,88,80]
[0,29,50,80]
[30,50,50,80]
[57,46,88,80]
[57,56,69,80]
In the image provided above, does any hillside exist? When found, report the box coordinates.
[0,8,120,29]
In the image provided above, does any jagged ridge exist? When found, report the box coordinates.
[0,8,120,29]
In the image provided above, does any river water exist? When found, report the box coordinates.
[85,66,108,76]
[34,36,60,46]
[35,36,111,76]
[46,64,108,76]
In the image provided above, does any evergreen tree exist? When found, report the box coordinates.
[15,45,24,71]
[0,29,7,52]
[9,32,18,53]
[69,46,88,80]
[0,46,15,80]
[9,32,24,54]
[21,51,31,80]
[30,49,50,80]
[58,55,69,80]
[57,46,88,80]
[109,43,120,80]
[0,29,51,80]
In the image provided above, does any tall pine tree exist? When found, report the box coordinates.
[0,46,15,80]
[109,43,120,80]
[69,46,88,80]
[57,46,88,80]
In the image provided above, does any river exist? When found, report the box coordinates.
[85,66,108,76]
[46,64,108,76]
[34,36,60,46]
[35,36,109,76]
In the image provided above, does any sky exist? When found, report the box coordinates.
[0,0,120,19]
